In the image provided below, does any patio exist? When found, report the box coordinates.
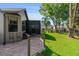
[0,35,44,56]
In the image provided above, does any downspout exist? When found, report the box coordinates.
[24,9,30,34]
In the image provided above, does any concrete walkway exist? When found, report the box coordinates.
[0,35,44,56]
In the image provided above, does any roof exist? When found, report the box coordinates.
[0,8,24,13]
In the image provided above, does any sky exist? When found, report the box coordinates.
[0,3,43,20]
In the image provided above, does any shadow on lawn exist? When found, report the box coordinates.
[41,45,60,56]
[45,33,56,41]
[74,37,79,40]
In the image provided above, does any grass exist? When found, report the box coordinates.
[42,32,79,56]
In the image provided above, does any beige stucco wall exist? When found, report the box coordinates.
[0,12,4,44]
[4,14,23,43]
[18,10,26,21]
[0,10,26,44]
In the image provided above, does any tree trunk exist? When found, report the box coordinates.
[69,3,77,38]
[55,24,58,32]
[45,25,48,32]
[69,28,75,38]
[59,23,61,33]
[50,16,58,32]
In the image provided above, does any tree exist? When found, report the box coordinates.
[68,3,77,38]
[42,16,51,32]
[39,3,69,32]
[76,4,79,31]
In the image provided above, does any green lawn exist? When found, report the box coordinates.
[42,32,79,56]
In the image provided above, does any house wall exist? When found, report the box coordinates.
[0,12,4,44]
[18,10,27,32]
[4,14,23,43]
[18,10,26,21]
[0,10,26,44]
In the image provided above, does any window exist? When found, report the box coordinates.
[9,20,18,32]
[22,21,26,31]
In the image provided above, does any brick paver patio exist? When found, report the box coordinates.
[0,35,44,56]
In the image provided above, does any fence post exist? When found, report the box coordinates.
[42,29,46,49]
[27,35,31,56]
